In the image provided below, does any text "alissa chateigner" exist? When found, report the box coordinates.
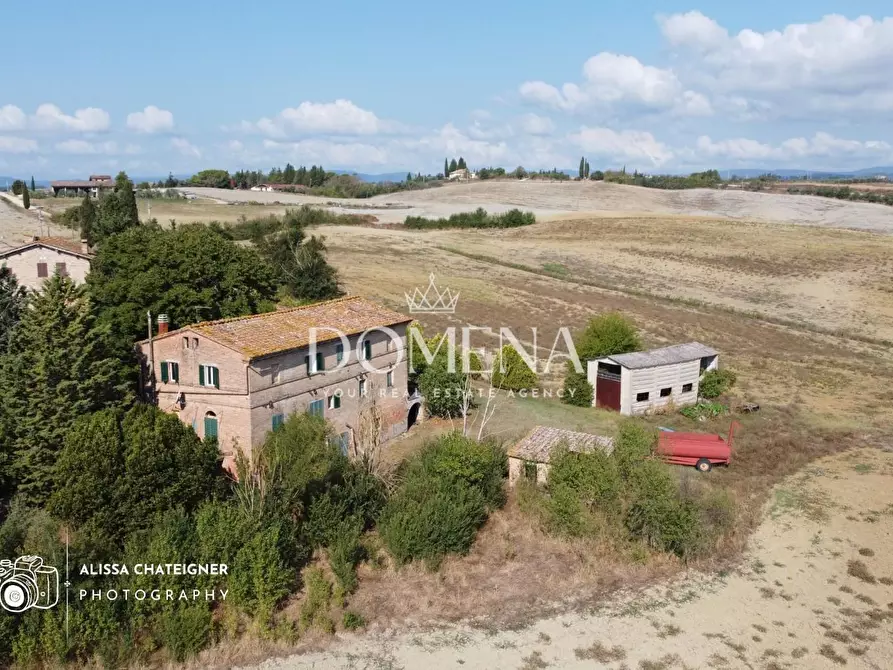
[79,563,228,576]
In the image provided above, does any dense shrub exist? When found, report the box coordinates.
[548,445,622,512]
[231,521,297,624]
[417,357,472,418]
[379,432,505,566]
[613,419,657,481]
[342,611,366,630]
[299,567,334,633]
[491,344,539,391]
[327,519,363,593]
[575,313,641,361]
[699,368,737,399]
[561,369,594,407]
[404,207,536,229]
[160,606,212,662]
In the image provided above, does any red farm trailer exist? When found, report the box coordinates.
[657,421,739,472]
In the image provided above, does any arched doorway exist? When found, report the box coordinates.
[204,411,218,441]
[407,402,421,430]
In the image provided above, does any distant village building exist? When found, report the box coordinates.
[138,296,422,470]
[507,426,614,486]
[0,236,93,291]
[587,342,718,415]
[448,168,477,181]
[50,174,115,198]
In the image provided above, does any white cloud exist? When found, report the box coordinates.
[518,113,555,136]
[0,136,38,153]
[569,127,674,166]
[0,105,26,131]
[171,137,201,158]
[520,53,711,116]
[240,100,387,138]
[695,132,892,163]
[31,104,110,132]
[659,12,893,114]
[126,105,174,133]
[263,138,389,165]
[55,139,119,155]
[227,139,244,152]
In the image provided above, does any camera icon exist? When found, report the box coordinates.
[0,556,59,613]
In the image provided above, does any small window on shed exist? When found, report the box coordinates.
[636,391,650,402]
[660,387,672,397]
[523,461,538,481]
[682,383,693,393]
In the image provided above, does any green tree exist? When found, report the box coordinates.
[30,176,35,192]
[443,158,449,177]
[417,357,471,419]
[490,345,538,391]
[584,160,590,178]
[87,223,279,356]
[561,363,593,407]
[255,210,343,302]
[579,156,585,179]
[94,172,139,243]
[189,169,232,188]
[11,180,23,196]
[21,186,30,210]
[0,266,26,353]
[79,194,97,245]
[448,158,458,173]
[457,157,466,170]
[49,405,223,545]
[0,276,130,504]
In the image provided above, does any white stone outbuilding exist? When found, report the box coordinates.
[587,342,718,416]
[507,425,614,486]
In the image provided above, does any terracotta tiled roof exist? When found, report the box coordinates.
[0,237,92,259]
[175,296,411,360]
[508,425,614,463]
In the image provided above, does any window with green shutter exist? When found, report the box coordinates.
[316,351,324,372]
[307,399,324,417]
[336,343,344,363]
[327,393,341,410]
[363,340,372,360]
[272,413,284,430]
[170,362,179,383]
[204,413,218,440]
[160,362,169,383]
[386,371,393,388]
[199,364,219,388]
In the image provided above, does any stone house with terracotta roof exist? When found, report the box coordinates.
[137,296,422,470]
[0,237,93,291]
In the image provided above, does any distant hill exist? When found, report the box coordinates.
[0,177,50,188]
[720,167,893,179]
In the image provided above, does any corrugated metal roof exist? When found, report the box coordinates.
[607,342,717,370]
[508,425,614,463]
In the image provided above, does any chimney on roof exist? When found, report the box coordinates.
[80,239,90,254]
[157,314,169,335]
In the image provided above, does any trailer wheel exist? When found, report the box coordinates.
[696,458,712,473]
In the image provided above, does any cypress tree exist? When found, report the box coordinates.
[444,158,449,177]
[30,176,35,192]
[449,158,458,173]
[21,185,30,210]
[80,194,97,245]
[0,275,130,504]
[457,156,466,170]
[579,156,585,179]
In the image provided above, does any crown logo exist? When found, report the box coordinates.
[405,273,459,314]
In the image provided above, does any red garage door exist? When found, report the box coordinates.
[595,363,622,411]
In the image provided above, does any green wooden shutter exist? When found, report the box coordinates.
[364,340,371,360]
[199,365,205,386]
[305,355,311,374]
[160,362,168,383]
[204,416,218,439]
[171,362,179,383]
[334,394,341,409]
[336,344,343,363]
[212,366,220,389]
[272,414,284,430]
[316,351,324,372]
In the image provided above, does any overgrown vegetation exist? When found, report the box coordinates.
[404,207,536,230]
[788,184,893,207]
[522,419,736,560]
[491,345,538,391]
[380,432,506,568]
[699,369,737,399]
[604,168,723,190]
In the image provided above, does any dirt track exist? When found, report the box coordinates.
[179,181,893,232]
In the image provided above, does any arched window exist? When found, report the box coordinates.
[204,411,218,440]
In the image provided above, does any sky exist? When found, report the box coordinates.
[2,1,892,178]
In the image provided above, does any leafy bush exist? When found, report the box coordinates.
[299,567,334,633]
[491,344,538,391]
[379,475,486,567]
[548,445,621,513]
[408,432,507,509]
[342,611,366,630]
[417,357,472,418]
[680,401,727,420]
[575,313,641,361]
[160,606,212,662]
[613,420,657,481]
[327,519,363,593]
[404,207,536,229]
[561,369,593,407]
[231,521,297,624]
[699,369,737,399]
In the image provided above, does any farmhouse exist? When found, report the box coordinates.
[508,426,614,486]
[50,174,115,197]
[587,342,718,415]
[137,296,422,470]
[0,236,93,291]
[448,168,477,181]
